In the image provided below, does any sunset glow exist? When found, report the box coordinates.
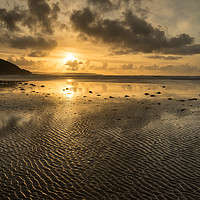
[1,0,200,75]
[64,54,76,63]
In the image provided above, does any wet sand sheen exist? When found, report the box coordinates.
[1,79,200,199]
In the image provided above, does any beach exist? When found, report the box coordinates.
[1,77,200,199]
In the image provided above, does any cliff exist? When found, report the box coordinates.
[0,59,32,75]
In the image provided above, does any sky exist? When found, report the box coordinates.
[1,0,200,75]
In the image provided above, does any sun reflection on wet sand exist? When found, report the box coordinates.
[1,78,200,199]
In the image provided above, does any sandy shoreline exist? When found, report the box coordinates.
[0,78,200,199]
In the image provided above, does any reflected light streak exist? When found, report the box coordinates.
[63,84,75,98]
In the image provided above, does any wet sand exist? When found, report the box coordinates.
[0,78,200,199]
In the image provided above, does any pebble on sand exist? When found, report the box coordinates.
[189,98,197,101]
[30,84,36,86]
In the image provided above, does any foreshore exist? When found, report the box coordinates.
[1,77,200,199]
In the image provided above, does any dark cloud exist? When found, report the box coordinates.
[9,36,57,50]
[7,56,41,66]
[87,0,121,11]
[23,0,60,34]
[22,0,60,34]
[70,8,200,55]
[161,44,200,55]
[87,0,148,17]
[146,55,183,60]
[0,0,61,34]
[0,7,24,31]
[28,50,48,57]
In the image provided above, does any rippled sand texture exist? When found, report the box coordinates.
[1,79,200,200]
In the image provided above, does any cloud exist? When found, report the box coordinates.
[121,63,133,69]
[9,36,57,50]
[0,7,24,31]
[146,55,183,60]
[87,0,149,17]
[136,63,200,74]
[87,0,121,11]
[0,0,61,34]
[7,56,43,67]
[83,61,109,71]
[65,60,83,71]
[70,8,200,55]
[28,50,48,57]
[23,0,61,34]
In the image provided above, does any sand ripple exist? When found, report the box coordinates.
[1,94,200,199]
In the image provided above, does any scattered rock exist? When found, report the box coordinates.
[150,95,156,97]
[89,91,93,93]
[181,109,185,111]
[168,98,173,100]
[97,94,101,96]
[144,93,149,95]
[109,96,114,98]
[189,98,197,101]
[163,86,166,88]
[41,85,45,87]
[124,95,129,97]
[157,92,161,94]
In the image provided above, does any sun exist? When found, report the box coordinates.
[64,53,76,63]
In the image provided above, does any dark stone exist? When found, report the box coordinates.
[189,98,197,101]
